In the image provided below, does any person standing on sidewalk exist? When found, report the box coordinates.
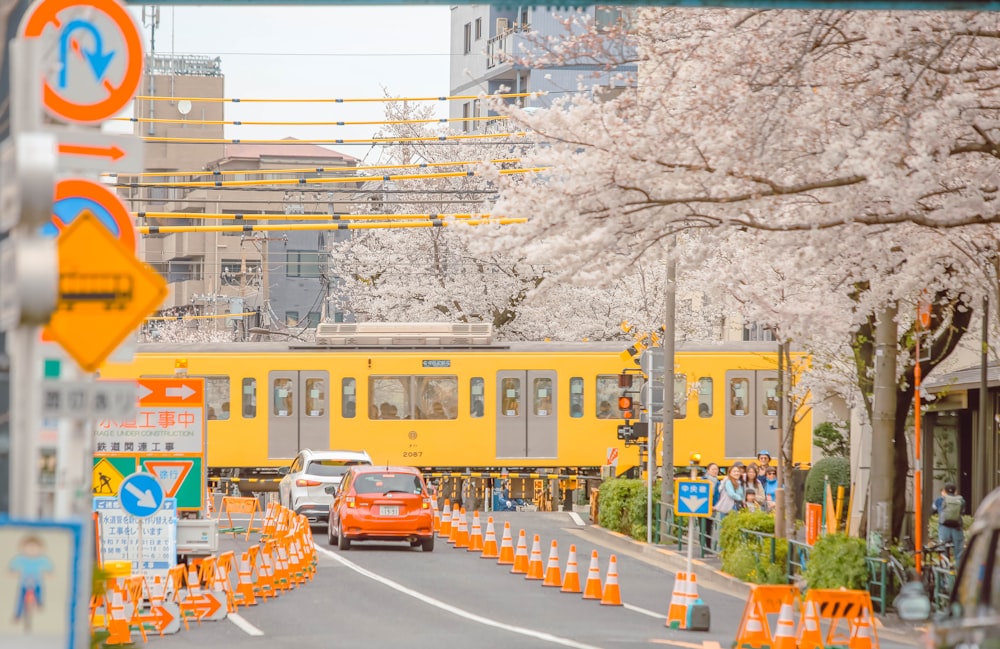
[933,483,966,566]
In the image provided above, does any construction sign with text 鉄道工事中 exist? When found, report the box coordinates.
[93,377,205,511]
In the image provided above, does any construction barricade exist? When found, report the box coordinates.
[798,588,880,649]
[733,584,801,649]
[217,496,264,539]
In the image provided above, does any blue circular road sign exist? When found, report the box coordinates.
[118,471,165,518]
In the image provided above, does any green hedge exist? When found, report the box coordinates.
[804,533,868,590]
[597,478,661,540]
[719,510,788,584]
[804,456,851,506]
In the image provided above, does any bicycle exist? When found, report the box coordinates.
[917,541,956,609]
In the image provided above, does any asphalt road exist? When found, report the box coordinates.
[135,510,920,649]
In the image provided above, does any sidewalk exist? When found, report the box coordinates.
[572,520,925,646]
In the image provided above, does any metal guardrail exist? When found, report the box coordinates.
[866,557,889,615]
[656,503,720,557]
[740,529,777,565]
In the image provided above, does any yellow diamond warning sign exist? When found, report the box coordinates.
[93,457,126,496]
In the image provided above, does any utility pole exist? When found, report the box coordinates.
[870,303,898,546]
[775,339,786,540]
[659,246,676,540]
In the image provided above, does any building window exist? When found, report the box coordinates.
[595,6,625,31]
[285,311,299,326]
[166,257,203,283]
[743,322,775,342]
[307,311,321,328]
[342,378,357,418]
[569,377,584,418]
[464,22,472,54]
[242,378,256,418]
[470,377,484,418]
[475,17,482,40]
[287,251,324,278]
[462,102,471,133]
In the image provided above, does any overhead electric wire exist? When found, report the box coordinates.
[118,167,543,189]
[137,219,526,235]
[146,311,258,322]
[113,115,508,127]
[133,92,540,104]
[138,132,531,145]
[136,212,500,221]
[114,158,523,179]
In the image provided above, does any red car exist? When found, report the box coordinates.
[327,465,435,551]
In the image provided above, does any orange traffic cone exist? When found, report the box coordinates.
[511,529,529,574]
[666,572,690,628]
[600,554,622,606]
[525,535,544,580]
[582,550,602,600]
[849,608,875,649]
[739,603,771,648]
[542,540,562,587]
[431,499,440,534]
[561,544,581,593]
[439,500,452,538]
[773,598,797,649]
[481,517,499,559]
[468,511,484,552]
[448,506,462,544]
[797,599,824,649]
[497,522,515,565]
[454,508,469,548]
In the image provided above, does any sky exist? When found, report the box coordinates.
[116,5,453,164]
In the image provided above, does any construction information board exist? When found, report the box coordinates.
[93,377,205,511]
[94,497,177,579]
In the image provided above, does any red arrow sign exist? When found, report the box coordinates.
[137,378,204,406]
[58,143,126,161]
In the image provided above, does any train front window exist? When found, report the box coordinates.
[501,378,521,416]
[596,375,622,419]
[569,377,584,418]
[698,377,712,417]
[305,378,326,417]
[242,378,256,418]
[470,377,485,418]
[342,378,357,418]
[274,378,294,417]
[205,376,230,420]
[533,378,553,417]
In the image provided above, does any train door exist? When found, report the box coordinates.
[268,370,330,459]
[724,370,779,458]
[495,371,558,458]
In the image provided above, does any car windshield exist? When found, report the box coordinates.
[305,460,369,477]
[353,473,424,495]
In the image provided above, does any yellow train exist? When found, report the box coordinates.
[99,323,813,480]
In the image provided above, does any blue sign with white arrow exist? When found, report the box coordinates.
[674,478,713,518]
[118,471,165,518]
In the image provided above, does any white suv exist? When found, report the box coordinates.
[277,449,373,525]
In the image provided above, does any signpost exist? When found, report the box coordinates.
[118,471,165,518]
[40,379,137,420]
[94,497,177,579]
[673,475,714,588]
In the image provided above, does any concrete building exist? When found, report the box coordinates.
[123,54,357,335]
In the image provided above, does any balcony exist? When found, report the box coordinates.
[486,25,531,70]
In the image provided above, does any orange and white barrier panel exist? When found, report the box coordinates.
[733,584,801,649]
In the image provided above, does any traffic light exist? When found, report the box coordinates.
[618,395,633,419]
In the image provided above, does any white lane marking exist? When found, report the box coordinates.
[314,544,605,649]
[568,512,585,527]
[624,602,663,618]
[648,641,722,649]
[227,612,264,636]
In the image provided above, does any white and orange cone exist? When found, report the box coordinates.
[542,540,562,587]
[453,508,469,549]
[666,572,689,629]
[467,511,484,552]
[481,517,499,559]
[439,500,452,538]
[773,598,798,649]
[497,522,515,565]
[600,554,622,606]
[511,529,529,574]
[560,544,581,593]
[582,550,602,600]
[525,534,544,580]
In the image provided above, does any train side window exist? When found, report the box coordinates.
[470,377,485,418]
[697,377,712,418]
[762,378,779,416]
[596,375,621,419]
[569,377,584,418]
[501,378,521,416]
[674,374,687,419]
[305,378,326,417]
[730,378,749,416]
[342,378,357,418]
[205,376,230,420]
[241,378,256,419]
[370,376,411,419]
[274,378,294,417]
[415,376,458,420]
[533,378,553,416]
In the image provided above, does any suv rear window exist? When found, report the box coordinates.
[353,473,424,495]
[305,459,371,477]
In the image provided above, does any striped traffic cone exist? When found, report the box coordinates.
[454,508,470,548]
[773,598,798,649]
[582,550,602,600]
[467,511,484,552]
[497,522,515,565]
[666,572,689,628]
[481,517,499,559]
[448,506,462,544]
[431,499,441,534]
[511,529,529,574]
[600,554,622,606]
[439,500,452,538]
[525,535,544,580]
[560,544,581,593]
[542,540,562,587]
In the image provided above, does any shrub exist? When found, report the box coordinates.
[719,510,788,584]
[804,533,868,590]
[597,478,660,541]
[804,456,851,506]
